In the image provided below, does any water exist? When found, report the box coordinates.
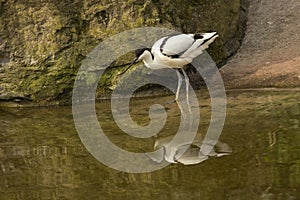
[0,89,299,199]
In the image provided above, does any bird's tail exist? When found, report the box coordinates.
[200,32,219,50]
[183,32,218,59]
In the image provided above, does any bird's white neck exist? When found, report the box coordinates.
[139,50,154,68]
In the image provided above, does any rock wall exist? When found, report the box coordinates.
[221,0,300,88]
[0,0,248,105]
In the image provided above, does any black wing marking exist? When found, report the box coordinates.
[159,34,195,58]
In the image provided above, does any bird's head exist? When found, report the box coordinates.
[117,47,151,76]
[134,47,152,62]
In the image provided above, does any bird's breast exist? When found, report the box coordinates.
[156,53,190,68]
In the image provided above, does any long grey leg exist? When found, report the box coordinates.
[175,70,183,101]
[181,69,191,112]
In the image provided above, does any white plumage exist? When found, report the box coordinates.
[151,134,232,165]
[121,32,219,108]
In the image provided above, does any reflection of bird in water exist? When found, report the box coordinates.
[119,32,218,109]
[150,134,232,165]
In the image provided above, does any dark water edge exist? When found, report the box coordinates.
[0,89,299,200]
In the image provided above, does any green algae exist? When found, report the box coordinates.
[0,0,248,106]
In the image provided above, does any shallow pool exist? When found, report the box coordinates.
[0,89,299,199]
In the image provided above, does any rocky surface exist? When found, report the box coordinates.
[0,0,247,105]
[221,0,300,88]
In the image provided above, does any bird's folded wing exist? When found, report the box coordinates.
[153,34,195,58]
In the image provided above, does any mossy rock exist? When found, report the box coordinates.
[0,0,248,105]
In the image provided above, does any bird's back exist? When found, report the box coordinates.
[150,32,218,68]
[154,34,195,57]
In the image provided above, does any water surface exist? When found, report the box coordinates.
[0,89,299,199]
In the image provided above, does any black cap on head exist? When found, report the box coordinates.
[135,47,151,58]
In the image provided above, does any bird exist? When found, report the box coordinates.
[119,32,219,109]
[149,134,232,165]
